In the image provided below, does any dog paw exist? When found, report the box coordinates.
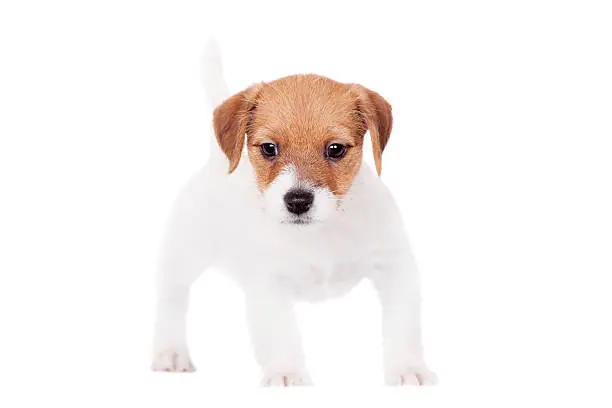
[151,349,195,373]
[261,372,313,387]
[385,366,438,386]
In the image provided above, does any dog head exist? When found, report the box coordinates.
[213,74,392,225]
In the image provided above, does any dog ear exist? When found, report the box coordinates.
[352,85,393,175]
[213,85,261,173]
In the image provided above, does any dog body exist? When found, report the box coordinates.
[152,44,436,386]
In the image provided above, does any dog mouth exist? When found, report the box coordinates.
[282,215,317,225]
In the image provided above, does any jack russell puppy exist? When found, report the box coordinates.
[152,42,437,386]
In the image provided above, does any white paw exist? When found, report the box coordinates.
[151,349,195,373]
[385,366,438,386]
[261,372,313,387]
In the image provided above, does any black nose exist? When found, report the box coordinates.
[284,189,314,215]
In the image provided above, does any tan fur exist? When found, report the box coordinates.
[213,74,392,194]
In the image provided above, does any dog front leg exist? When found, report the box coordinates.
[244,286,311,386]
[371,252,438,385]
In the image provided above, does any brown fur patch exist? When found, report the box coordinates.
[213,84,261,172]
[213,74,393,194]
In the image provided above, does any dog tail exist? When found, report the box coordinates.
[202,38,230,109]
[202,38,230,168]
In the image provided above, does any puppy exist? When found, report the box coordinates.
[151,42,437,386]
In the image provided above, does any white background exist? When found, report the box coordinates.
[1,0,611,406]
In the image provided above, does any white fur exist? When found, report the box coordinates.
[151,40,437,386]
[262,165,336,224]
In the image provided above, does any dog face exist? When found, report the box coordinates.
[213,75,392,225]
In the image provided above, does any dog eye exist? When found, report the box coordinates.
[325,143,347,160]
[260,143,278,158]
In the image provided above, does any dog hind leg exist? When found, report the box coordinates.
[151,174,215,372]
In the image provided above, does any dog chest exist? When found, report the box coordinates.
[221,211,378,301]
[270,256,372,302]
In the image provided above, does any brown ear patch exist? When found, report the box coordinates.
[351,85,393,175]
[213,84,262,173]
